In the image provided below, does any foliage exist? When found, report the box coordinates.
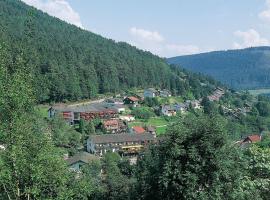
[50,116,82,155]
[136,114,246,200]
[0,42,71,199]
[0,0,215,103]
[102,153,135,200]
[131,107,155,120]
[143,97,160,107]
[242,145,270,200]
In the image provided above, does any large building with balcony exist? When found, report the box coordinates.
[87,133,156,156]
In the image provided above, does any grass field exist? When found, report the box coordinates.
[128,117,170,135]
[157,96,184,104]
[248,88,270,96]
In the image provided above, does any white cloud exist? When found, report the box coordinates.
[129,27,199,57]
[129,27,164,43]
[259,0,270,22]
[233,29,269,49]
[22,0,83,28]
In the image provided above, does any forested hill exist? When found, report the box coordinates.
[0,0,216,103]
[168,47,270,90]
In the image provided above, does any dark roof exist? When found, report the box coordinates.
[51,103,118,113]
[89,133,155,144]
[66,152,98,165]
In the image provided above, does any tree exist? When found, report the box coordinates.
[131,107,155,121]
[136,115,246,200]
[50,116,81,155]
[85,121,96,135]
[0,43,71,199]
[102,153,134,200]
[242,145,270,200]
[201,97,216,115]
[68,160,106,200]
[256,101,270,117]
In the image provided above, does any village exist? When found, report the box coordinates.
[41,87,262,171]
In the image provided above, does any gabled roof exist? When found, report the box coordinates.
[244,135,261,143]
[89,133,155,144]
[132,126,146,134]
[50,103,119,113]
[126,96,139,102]
[66,152,98,166]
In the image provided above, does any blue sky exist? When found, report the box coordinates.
[22,0,270,57]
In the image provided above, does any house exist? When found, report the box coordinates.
[188,100,202,109]
[242,135,261,143]
[161,105,177,116]
[87,133,156,156]
[103,119,127,133]
[146,126,156,137]
[131,126,146,134]
[48,103,118,125]
[119,115,135,122]
[159,89,172,97]
[174,103,188,113]
[123,96,139,107]
[208,88,225,102]
[66,152,98,171]
[103,119,120,133]
[236,134,262,148]
[144,88,158,98]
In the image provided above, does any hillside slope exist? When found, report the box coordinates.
[0,0,188,102]
[168,47,270,90]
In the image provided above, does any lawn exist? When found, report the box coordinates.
[157,96,184,105]
[156,126,167,135]
[128,116,170,135]
[128,117,168,127]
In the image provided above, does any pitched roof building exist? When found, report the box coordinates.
[132,126,146,134]
[242,135,261,143]
[87,133,155,156]
[66,152,98,171]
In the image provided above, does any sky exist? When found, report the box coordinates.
[22,0,270,57]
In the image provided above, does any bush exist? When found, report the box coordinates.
[131,107,155,120]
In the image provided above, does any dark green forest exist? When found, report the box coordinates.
[0,0,218,103]
[168,47,270,90]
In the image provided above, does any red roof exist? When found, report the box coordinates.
[133,126,146,134]
[246,135,261,143]
[128,96,139,102]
